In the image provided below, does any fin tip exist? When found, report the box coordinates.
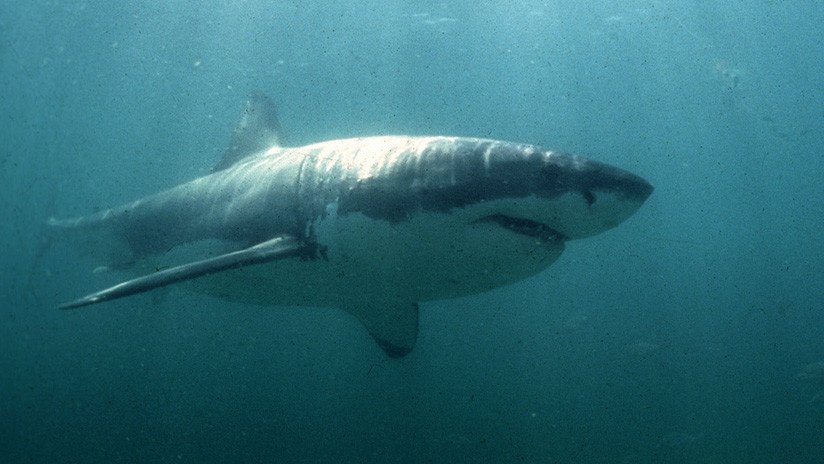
[376,338,413,358]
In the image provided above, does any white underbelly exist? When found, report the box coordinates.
[191,204,564,308]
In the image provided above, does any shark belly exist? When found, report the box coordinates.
[192,197,565,309]
[321,207,566,304]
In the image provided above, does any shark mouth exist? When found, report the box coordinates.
[478,214,566,243]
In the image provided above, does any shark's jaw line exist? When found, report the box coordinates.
[476,214,567,244]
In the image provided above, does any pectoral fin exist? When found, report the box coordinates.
[60,235,306,309]
[345,301,419,358]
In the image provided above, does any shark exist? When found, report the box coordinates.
[50,93,653,357]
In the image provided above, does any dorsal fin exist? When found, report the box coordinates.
[213,92,286,172]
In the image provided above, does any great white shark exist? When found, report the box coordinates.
[50,93,653,357]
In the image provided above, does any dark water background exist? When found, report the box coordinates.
[2,1,823,462]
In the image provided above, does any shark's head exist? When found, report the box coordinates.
[462,141,654,242]
[328,137,653,299]
[339,137,653,242]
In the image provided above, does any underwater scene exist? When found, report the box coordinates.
[1,1,823,462]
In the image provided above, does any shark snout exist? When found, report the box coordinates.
[615,169,654,203]
[560,155,653,204]
[535,156,653,240]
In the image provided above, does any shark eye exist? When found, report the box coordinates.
[582,190,595,206]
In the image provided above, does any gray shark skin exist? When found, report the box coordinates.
[50,93,653,357]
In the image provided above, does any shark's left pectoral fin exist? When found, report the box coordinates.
[345,301,419,358]
[60,235,307,309]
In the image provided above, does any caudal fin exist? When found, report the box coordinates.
[46,212,136,270]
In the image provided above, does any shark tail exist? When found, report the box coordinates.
[46,211,136,271]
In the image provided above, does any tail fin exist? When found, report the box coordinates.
[46,213,136,270]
